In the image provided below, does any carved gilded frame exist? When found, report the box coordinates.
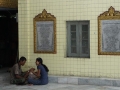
[0,0,17,8]
[98,6,120,55]
[33,9,56,53]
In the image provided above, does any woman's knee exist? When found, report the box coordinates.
[28,78,33,83]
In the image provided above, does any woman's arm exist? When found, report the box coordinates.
[32,69,40,78]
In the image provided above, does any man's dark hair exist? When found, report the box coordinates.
[19,56,26,62]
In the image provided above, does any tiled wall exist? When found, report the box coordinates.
[18,0,120,78]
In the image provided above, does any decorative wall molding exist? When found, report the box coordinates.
[34,9,56,53]
[0,0,18,8]
[98,6,120,55]
[34,9,56,20]
[98,6,120,17]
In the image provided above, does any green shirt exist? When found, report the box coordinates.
[10,63,22,80]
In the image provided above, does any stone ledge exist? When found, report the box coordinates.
[48,75,120,87]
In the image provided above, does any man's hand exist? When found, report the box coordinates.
[15,74,23,79]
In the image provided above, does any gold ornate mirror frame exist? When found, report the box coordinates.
[98,6,120,55]
[33,9,56,53]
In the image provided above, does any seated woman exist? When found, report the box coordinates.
[28,58,48,85]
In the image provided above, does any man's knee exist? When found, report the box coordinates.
[10,78,25,84]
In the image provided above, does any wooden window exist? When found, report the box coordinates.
[67,21,90,58]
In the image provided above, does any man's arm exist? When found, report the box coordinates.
[23,71,29,78]
[15,74,23,79]
[15,71,29,79]
[14,64,23,79]
[14,64,30,79]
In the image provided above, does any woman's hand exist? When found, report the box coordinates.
[31,70,34,73]
[29,68,35,72]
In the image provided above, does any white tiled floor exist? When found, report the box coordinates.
[0,68,120,90]
[0,83,120,90]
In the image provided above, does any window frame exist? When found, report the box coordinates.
[67,21,90,58]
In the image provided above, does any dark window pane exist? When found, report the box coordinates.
[82,32,88,39]
[82,25,88,31]
[71,32,76,39]
[71,40,76,46]
[71,25,76,31]
[82,47,88,54]
[71,47,77,53]
[82,40,88,47]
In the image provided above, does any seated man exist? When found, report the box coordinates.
[10,56,30,85]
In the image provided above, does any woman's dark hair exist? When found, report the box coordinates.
[36,58,43,64]
[36,57,49,72]
[19,56,26,62]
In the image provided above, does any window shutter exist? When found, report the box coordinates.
[67,22,79,57]
[80,23,90,58]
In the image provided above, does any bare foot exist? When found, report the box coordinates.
[28,84,33,86]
